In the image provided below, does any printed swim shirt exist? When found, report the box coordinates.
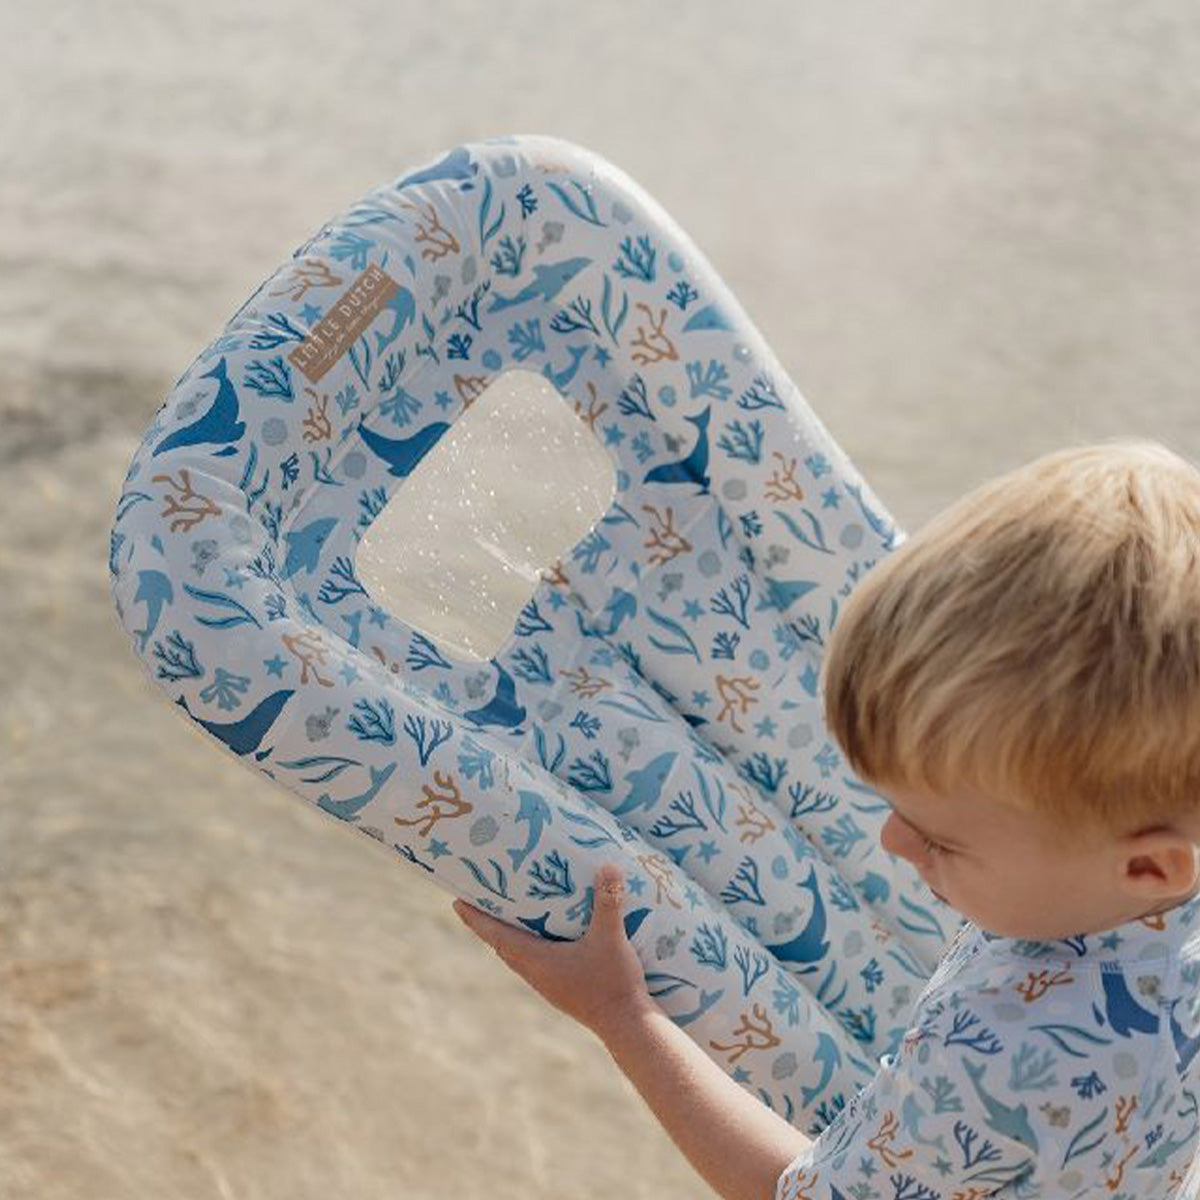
[776,893,1200,1198]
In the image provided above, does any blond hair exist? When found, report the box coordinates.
[821,439,1200,840]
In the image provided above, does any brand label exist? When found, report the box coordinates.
[287,264,399,383]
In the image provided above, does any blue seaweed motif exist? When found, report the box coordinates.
[595,691,668,724]
[182,584,263,630]
[645,605,701,661]
[545,178,607,226]
[478,175,506,251]
[559,806,621,849]
[276,755,362,784]
[600,273,629,343]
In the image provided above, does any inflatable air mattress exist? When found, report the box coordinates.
[109,134,961,1134]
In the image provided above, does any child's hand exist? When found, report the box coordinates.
[452,862,654,1037]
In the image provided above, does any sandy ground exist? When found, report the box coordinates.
[3,3,1200,1197]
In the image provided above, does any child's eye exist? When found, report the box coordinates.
[922,834,951,856]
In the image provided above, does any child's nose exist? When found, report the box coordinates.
[880,811,930,867]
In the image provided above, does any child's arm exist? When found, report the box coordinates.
[600,1002,812,1200]
[453,862,811,1200]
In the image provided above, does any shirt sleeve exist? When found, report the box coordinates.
[776,983,1039,1200]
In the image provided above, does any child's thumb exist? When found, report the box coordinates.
[592,863,625,923]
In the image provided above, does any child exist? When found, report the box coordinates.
[454,438,1200,1200]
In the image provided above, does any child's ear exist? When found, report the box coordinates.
[1120,830,1199,898]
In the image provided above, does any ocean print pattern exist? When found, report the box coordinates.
[110,135,964,1135]
[777,901,1200,1198]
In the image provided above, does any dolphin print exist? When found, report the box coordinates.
[132,569,174,652]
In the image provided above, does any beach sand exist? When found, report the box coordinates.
[3,3,1199,1196]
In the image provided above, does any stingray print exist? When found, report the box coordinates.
[111,135,964,1136]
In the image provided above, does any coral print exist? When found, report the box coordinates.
[112,137,1200,1196]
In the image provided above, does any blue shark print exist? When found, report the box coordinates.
[283,517,339,578]
[487,256,591,312]
[109,138,1200,1200]
[153,357,245,456]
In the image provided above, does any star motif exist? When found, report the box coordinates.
[301,302,323,324]
[547,590,567,610]
[731,1066,751,1083]
[339,662,360,685]
[684,885,701,910]
[691,689,711,708]
[696,839,720,864]
[682,598,704,621]
[932,1155,953,1176]
[626,874,645,896]
[263,654,288,678]
[603,423,626,445]
[1100,931,1123,951]
[224,568,247,589]
[427,838,452,859]
[434,389,454,411]
[593,345,612,367]
[367,605,389,628]
[754,715,778,738]
[821,487,841,509]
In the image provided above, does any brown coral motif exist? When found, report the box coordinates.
[630,302,678,365]
[871,919,895,945]
[1104,1141,1139,1192]
[269,258,343,303]
[369,646,402,676]
[1016,966,1074,1003]
[638,852,684,910]
[642,504,692,566]
[573,380,608,431]
[708,1002,782,1064]
[866,1110,913,1169]
[776,1166,819,1200]
[302,388,332,442]
[282,631,335,688]
[152,469,221,533]
[732,788,777,844]
[399,198,461,261]
[454,372,490,407]
[393,770,473,838]
[1114,1094,1137,1135]
[560,665,612,699]
[763,451,805,502]
[714,674,760,733]
[540,559,570,588]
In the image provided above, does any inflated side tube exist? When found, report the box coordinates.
[109,134,959,1134]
